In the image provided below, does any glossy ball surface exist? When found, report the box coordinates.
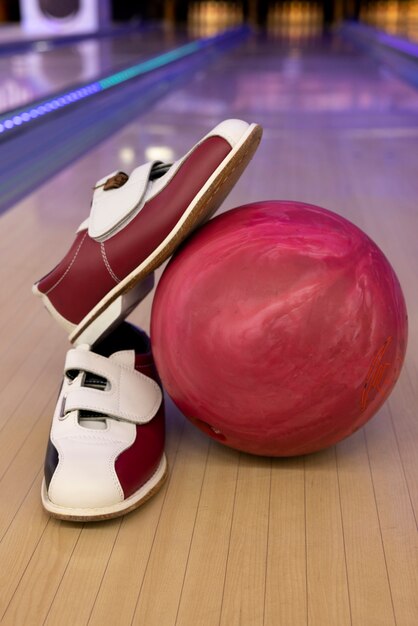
[151,201,408,456]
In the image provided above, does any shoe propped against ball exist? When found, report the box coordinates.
[42,322,167,522]
[33,119,263,345]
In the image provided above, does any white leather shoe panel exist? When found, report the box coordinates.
[48,412,136,509]
[64,348,162,423]
[42,455,167,520]
[205,119,250,147]
[89,161,158,240]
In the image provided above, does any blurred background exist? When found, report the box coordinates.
[0,0,417,39]
[0,0,417,144]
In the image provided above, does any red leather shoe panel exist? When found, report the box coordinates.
[115,405,165,499]
[37,230,88,294]
[115,355,165,499]
[134,354,161,384]
[105,136,231,278]
[40,234,117,324]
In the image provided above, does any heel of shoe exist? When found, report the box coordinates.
[70,273,155,346]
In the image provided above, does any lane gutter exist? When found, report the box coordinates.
[341,22,418,90]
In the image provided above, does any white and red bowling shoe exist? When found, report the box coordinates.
[42,322,166,521]
[33,119,262,345]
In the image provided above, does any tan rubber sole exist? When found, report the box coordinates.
[42,456,168,522]
[69,123,263,344]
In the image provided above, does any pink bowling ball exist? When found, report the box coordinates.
[151,201,408,456]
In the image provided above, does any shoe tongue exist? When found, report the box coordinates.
[109,349,135,369]
[150,161,172,179]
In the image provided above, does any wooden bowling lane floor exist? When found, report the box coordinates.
[0,34,417,626]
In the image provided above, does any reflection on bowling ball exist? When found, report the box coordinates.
[151,201,408,456]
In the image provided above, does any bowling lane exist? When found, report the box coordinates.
[1,31,418,625]
[0,27,189,114]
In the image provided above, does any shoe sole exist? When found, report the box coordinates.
[41,454,168,522]
[56,123,262,345]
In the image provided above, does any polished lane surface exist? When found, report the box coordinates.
[0,27,188,114]
[0,33,417,626]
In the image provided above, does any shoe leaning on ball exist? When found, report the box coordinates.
[33,119,263,346]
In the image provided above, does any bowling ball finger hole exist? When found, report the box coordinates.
[189,417,226,441]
